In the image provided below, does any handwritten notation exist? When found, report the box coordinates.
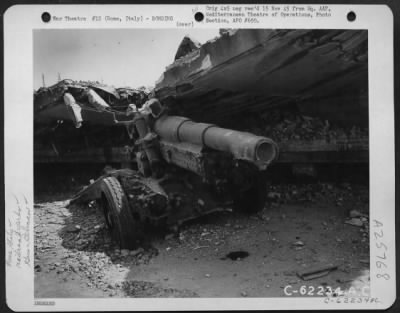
[6,195,32,268]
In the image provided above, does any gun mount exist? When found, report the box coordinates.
[70,98,278,249]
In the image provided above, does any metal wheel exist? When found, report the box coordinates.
[99,176,142,249]
[101,194,115,231]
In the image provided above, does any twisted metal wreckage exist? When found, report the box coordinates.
[35,80,278,248]
[34,29,368,248]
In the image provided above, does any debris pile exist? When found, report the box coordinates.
[60,199,159,264]
[34,79,151,150]
[57,250,114,290]
[59,202,110,251]
[34,201,70,252]
[34,200,158,293]
[239,109,368,143]
[109,247,157,267]
[35,79,149,120]
[345,209,369,241]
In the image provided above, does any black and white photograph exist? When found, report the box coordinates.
[3,4,396,311]
[32,28,371,298]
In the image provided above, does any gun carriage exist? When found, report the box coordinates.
[61,93,278,248]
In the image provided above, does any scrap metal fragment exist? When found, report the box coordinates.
[86,88,110,111]
[63,92,83,128]
[297,263,338,281]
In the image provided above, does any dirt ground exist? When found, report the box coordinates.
[34,181,370,298]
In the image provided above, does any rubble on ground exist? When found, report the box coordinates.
[121,280,198,297]
[263,182,368,208]
[345,209,369,242]
[34,200,158,293]
[34,179,369,297]
[260,183,370,242]
[162,182,369,254]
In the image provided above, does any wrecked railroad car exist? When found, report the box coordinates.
[154,29,368,125]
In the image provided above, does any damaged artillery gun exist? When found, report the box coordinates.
[35,81,278,248]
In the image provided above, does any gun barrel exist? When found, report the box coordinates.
[154,115,278,168]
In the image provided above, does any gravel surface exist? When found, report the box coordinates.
[34,182,369,298]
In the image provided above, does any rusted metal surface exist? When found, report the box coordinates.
[159,141,205,176]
